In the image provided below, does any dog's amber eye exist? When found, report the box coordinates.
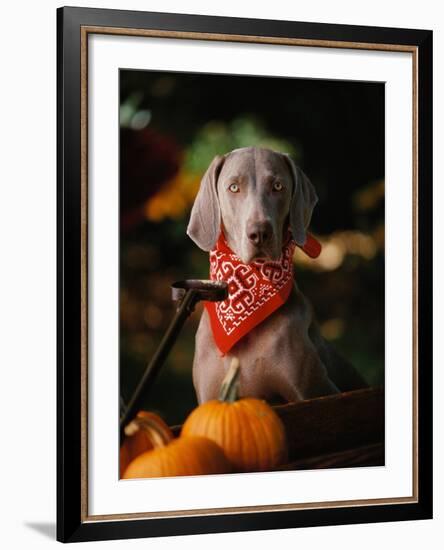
[229,183,240,193]
[272,181,283,192]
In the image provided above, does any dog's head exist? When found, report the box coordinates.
[187,147,318,263]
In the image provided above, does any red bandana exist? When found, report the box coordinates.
[204,232,321,355]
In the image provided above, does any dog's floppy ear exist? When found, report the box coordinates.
[282,154,318,246]
[187,154,225,251]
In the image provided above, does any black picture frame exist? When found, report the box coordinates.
[57,6,433,543]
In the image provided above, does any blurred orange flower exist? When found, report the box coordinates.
[144,170,201,222]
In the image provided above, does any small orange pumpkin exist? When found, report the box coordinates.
[182,358,288,472]
[123,436,231,479]
[120,411,174,477]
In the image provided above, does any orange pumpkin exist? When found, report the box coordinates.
[182,358,288,472]
[123,436,231,479]
[120,411,174,477]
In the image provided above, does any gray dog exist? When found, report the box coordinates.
[187,147,366,404]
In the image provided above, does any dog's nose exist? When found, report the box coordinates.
[247,220,272,246]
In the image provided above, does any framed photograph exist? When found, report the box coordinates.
[57,6,433,543]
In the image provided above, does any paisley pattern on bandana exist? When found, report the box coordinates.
[204,233,295,354]
[204,232,321,355]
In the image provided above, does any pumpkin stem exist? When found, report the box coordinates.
[123,416,170,448]
[219,357,241,403]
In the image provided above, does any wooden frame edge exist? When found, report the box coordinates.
[82,25,418,53]
[56,7,431,539]
[80,25,89,522]
[79,26,420,523]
